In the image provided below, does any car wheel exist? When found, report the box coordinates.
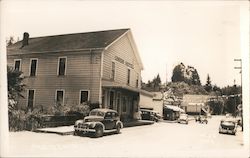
[116,124,121,134]
[94,126,103,138]
[74,131,80,136]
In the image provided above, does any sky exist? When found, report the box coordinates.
[2,0,248,87]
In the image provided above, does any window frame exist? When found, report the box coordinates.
[29,58,38,77]
[79,90,90,104]
[57,56,67,76]
[14,59,22,71]
[55,89,65,106]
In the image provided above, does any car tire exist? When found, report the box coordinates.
[116,124,121,134]
[94,126,103,138]
[74,131,80,136]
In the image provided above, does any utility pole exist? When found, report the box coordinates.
[234,59,242,131]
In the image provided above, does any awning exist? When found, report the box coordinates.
[102,80,140,93]
[164,105,185,112]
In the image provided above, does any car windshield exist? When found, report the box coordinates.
[89,110,105,117]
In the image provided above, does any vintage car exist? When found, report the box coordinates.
[195,115,208,124]
[140,109,161,122]
[74,108,123,137]
[219,118,238,135]
[178,113,189,124]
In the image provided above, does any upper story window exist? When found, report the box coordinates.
[111,62,115,80]
[58,57,67,76]
[14,59,21,71]
[80,90,89,104]
[127,69,131,85]
[30,59,38,76]
[136,73,139,88]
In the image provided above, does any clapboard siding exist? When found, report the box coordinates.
[7,51,102,108]
[103,33,142,88]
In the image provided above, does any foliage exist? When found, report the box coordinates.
[171,63,201,85]
[207,99,224,115]
[7,66,25,101]
[171,63,185,83]
[166,82,207,97]
[9,103,91,131]
[142,73,162,91]
[204,74,212,92]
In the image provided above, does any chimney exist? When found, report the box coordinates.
[20,32,29,49]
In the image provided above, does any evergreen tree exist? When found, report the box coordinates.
[204,74,212,92]
[191,68,201,85]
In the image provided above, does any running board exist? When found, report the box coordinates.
[104,129,117,133]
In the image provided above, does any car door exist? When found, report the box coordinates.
[103,112,114,130]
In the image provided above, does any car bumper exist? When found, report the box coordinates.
[219,128,236,134]
[74,126,95,133]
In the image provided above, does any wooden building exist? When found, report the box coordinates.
[7,29,144,121]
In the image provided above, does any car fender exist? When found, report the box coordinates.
[91,122,105,130]
[116,121,123,128]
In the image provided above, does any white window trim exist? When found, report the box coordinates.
[57,56,67,76]
[26,89,35,108]
[29,58,38,76]
[79,90,90,104]
[55,89,65,106]
[14,59,22,71]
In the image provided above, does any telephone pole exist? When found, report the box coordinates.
[234,59,242,131]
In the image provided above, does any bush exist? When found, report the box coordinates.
[8,103,91,131]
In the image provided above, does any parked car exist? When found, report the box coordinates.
[178,113,188,124]
[195,115,208,124]
[140,109,161,122]
[74,108,123,137]
[219,118,238,135]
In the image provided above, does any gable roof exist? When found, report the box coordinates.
[7,28,129,55]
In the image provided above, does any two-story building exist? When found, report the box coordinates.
[7,28,144,121]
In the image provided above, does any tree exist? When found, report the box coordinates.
[7,66,25,109]
[171,63,185,82]
[204,74,212,92]
[191,68,201,85]
[152,74,161,88]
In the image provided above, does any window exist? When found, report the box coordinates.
[30,59,37,76]
[116,93,121,114]
[27,90,35,110]
[56,90,64,106]
[127,69,131,85]
[122,97,127,112]
[58,57,66,76]
[14,59,21,71]
[80,90,89,104]
[111,62,115,80]
[109,91,115,109]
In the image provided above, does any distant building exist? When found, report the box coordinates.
[181,94,211,115]
[139,91,164,116]
[7,29,144,121]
